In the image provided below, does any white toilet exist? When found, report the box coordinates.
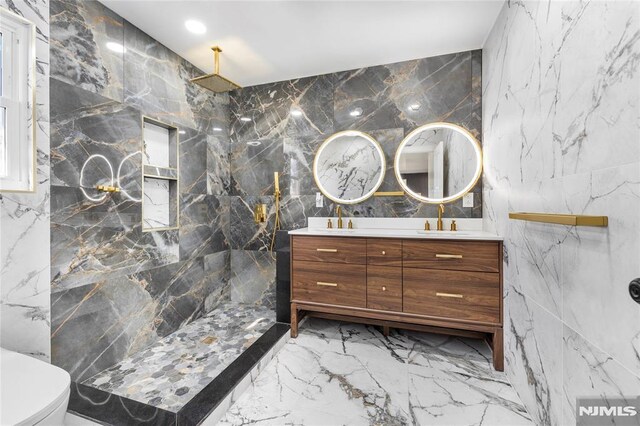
[1,348,71,425]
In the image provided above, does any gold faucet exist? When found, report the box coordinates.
[437,203,445,231]
[336,205,343,229]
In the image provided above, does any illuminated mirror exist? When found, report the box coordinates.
[395,122,482,204]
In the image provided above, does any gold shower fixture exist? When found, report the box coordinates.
[96,184,120,193]
[269,172,282,260]
[190,46,242,93]
[254,204,267,224]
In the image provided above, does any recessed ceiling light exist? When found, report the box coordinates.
[185,19,206,34]
[349,107,363,117]
[247,141,262,147]
[240,117,252,122]
[408,103,421,111]
[213,127,223,132]
[106,42,126,53]
[290,109,303,117]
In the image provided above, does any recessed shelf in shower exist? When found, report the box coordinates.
[142,116,179,232]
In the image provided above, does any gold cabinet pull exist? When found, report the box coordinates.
[317,248,338,253]
[317,281,338,287]
[382,286,387,291]
[381,251,386,255]
[435,254,463,259]
[436,292,463,298]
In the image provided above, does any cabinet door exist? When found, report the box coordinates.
[403,268,500,324]
[367,239,402,267]
[367,266,402,311]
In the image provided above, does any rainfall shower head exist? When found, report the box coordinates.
[190,46,241,93]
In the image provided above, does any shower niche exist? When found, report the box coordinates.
[142,117,179,231]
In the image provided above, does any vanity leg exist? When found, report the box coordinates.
[382,325,390,337]
[291,303,298,338]
[492,328,504,371]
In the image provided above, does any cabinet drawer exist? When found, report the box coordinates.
[292,260,366,307]
[403,240,499,272]
[367,239,402,267]
[367,266,402,311]
[292,236,366,264]
[403,268,500,324]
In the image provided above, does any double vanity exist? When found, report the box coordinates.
[289,219,504,371]
[290,122,504,371]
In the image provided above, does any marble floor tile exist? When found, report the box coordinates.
[218,318,532,426]
[83,302,275,412]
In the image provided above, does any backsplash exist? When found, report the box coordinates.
[227,49,483,301]
[482,1,640,424]
[48,0,231,381]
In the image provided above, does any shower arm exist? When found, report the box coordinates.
[213,46,221,75]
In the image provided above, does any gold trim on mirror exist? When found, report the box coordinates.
[394,122,482,205]
[313,130,386,205]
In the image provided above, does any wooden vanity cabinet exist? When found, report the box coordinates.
[290,235,504,371]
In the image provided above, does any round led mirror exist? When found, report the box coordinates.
[313,130,385,204]
[394,122,482,204]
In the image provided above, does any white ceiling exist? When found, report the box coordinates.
[101,0,505,87]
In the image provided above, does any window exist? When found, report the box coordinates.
[0,8,35,192]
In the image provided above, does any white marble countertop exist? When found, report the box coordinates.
[288,217,502,241]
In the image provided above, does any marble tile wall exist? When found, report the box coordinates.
[228,50,483,301]
[482,1,640,424]
[49,0,231,381]
[0,0,51,361]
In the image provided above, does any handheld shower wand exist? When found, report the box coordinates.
[269,172,282,260]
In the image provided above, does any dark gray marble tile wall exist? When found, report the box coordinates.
[49,0,231,381]
[228,50,482,239]
[227,49,483,301]
[49,0,483,382]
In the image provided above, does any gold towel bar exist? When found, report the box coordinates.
[509,212,608,227]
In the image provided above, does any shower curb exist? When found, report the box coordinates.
[68,323,291,426]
